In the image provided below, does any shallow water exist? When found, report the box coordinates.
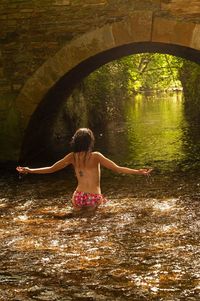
[0,93,200,300]
[0,172,199,301]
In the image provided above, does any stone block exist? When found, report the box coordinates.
[54,0,70,5]
[56,24,115,69]
[83,24,115,55]
[18,78,48,111]
[12,84,22,91]
[161,0,200,16]
[191,24,200,50]
[112,11,153,46]
[15,93,37,129]
[152,17,196,47]
[0,68,4,77]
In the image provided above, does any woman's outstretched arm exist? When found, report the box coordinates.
[16,153,73,174]
[96,152,152,175]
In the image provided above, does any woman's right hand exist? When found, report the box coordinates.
[16,166,30,174]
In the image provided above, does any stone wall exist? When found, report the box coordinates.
[1,0,200,162]
[0,0,161,100]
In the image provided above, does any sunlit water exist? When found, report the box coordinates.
[0,93,200,300]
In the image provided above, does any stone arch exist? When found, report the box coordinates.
[17,13,200,163]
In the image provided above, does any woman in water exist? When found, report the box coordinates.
[17,128,152,211]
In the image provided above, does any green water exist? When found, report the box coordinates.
[103,92,200,172]
[0,93,199,300]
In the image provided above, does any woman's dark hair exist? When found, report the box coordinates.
[70,128,95,153]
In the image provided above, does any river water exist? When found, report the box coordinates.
[0,93,199,300]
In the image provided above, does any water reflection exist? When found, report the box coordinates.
[105,93,187,173]
[127,93,186,168]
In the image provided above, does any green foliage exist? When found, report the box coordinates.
[63,53,185,131]
[119,53,183,93]
[83,53,183,102]
[179,59,200,109]
[80,60,130,128]
[81,54,183,123]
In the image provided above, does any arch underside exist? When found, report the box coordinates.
[20,41,200,164]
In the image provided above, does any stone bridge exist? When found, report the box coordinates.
[1,0,200,164]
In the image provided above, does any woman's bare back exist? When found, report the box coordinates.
[73,152,101,194]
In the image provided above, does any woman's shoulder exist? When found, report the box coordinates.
[91,151,105,161]
[63,152,74,162]
[92,151,103,157]
[65,152,74,157]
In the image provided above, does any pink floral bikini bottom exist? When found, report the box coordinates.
[73,191,107,208]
